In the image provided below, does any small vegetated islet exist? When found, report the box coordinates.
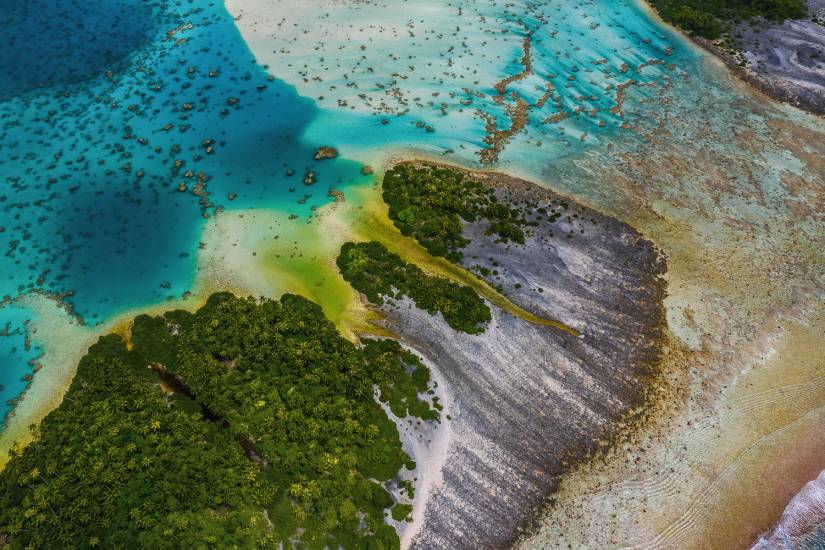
[0,292,439,549]
[649,0,807,39]
[382,164,529,263]
[337,241,491,335]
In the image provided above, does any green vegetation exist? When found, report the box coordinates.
[649,0,807,39]
[0,293,439,549]
[383,164,527,263]
[390,504,413,522]
[337,241,491,334]
[364,338,440,422]
[398,479,415,500]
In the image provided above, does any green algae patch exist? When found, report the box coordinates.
[338,241,492,335]
[195,201,387,342]
[0,292,439,549]
[198,169,578,347]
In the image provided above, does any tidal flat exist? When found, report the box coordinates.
[363,162,668,548]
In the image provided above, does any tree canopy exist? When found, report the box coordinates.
[337,241,491,335]
[0,293,438,549]
[650,0,807,39]
[383,165,527,263]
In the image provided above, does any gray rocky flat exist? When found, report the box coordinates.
[375,163,668,548]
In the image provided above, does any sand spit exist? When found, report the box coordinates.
[377,350,453,549]
[367,164,668,548]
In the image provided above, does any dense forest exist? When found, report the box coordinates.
[382,165,529,263]
[337,241,491,334]
[649,0,807,39]
[0,293,439,549]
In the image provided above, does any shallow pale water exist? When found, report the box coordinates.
[0,304,42,420]
[254,0,696,167]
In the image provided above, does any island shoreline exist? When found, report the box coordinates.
[639,0,825,116]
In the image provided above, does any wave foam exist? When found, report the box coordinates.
[752,469,825,550]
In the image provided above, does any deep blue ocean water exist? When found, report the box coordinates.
[0,0,371,424]
[0,0,156,100]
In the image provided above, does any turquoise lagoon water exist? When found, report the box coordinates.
[0,0,693,424]
[0,0,372,423]
[0,304,42,423]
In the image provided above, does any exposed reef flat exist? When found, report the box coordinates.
[520,304,825,550]
[655,0,825,114]
[735,0,825,115]
[362,162,668,548]
[517,52,825,549]
[735,4,825,115]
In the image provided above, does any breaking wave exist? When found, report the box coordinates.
[752,470,825,550]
